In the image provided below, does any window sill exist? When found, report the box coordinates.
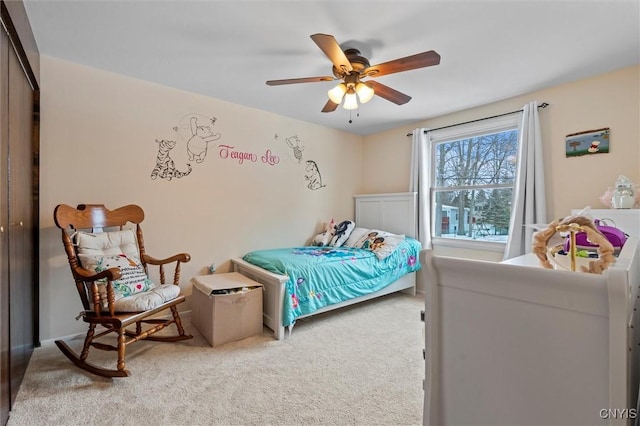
[432,237,506,253]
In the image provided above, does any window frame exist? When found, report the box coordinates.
[429,113,521,251]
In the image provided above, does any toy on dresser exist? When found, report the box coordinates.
[532,214,616,274]
[600,175,640,209]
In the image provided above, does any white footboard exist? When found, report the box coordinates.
[231,257,288,340]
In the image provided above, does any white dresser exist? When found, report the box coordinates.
[423,209,640,426]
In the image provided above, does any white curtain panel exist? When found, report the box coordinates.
[410,129,433,249]
[503,101,547,259]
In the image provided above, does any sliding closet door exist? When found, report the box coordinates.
[0,2,39,423]
[0,28,9,426]
[7,35,34,403]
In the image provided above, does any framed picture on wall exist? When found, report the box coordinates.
[565,127,610,157]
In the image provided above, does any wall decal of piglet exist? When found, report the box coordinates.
[285,135,304,163]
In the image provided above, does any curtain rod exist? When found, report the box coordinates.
[406,102,549,136]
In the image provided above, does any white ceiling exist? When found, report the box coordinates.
[23,0,640,136]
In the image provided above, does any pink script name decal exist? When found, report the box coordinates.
[218,144,280,166]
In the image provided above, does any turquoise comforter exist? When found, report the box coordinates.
[242,238,421,326]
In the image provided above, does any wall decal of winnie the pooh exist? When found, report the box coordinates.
[184,115,221,163]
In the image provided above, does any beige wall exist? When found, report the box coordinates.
[39,56,363,340]
[363,65,640,260]
[40,57,639,340]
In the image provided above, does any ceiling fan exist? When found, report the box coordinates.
[266,33,441,113]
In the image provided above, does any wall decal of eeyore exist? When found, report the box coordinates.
[304,160,325,190]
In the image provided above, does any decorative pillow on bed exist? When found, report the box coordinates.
[344,227,369,248]
[370,233,405,260]
[354,230,382,249]
[329,220,355,247]
[355,229,406,260]
[78,253,156,306]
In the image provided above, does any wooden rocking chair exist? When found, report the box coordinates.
[53,203,193,377]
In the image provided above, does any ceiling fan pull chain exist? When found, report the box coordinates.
[348,105,362,124]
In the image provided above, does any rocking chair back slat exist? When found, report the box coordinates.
[54,204,144,230]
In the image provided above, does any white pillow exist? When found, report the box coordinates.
[344,227,369,248]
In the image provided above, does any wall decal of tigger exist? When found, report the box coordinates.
[150,139,192,181]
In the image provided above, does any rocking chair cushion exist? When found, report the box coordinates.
[76,229,139,259]
[77,251,180,311]
[113,284,181,312]
[76,229,160,308]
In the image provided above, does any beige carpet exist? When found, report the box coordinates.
[8,293,424,426]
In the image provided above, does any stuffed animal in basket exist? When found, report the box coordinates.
[532,215,615,274]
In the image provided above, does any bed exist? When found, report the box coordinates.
[231,192,421,340]
[423,209,640,426]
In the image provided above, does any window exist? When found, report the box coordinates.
[430,114,520,246]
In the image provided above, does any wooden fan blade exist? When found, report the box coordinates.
[321,99,339,113]
[266,76,335,86]
[366,80,412,105]
[364,50,440,78]
[310,33,353,74]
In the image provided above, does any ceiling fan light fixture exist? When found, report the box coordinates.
[355,82,374,104]
[343,92,358,110]
[327,83,347,104]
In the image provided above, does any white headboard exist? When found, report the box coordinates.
[354,192,417,239]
